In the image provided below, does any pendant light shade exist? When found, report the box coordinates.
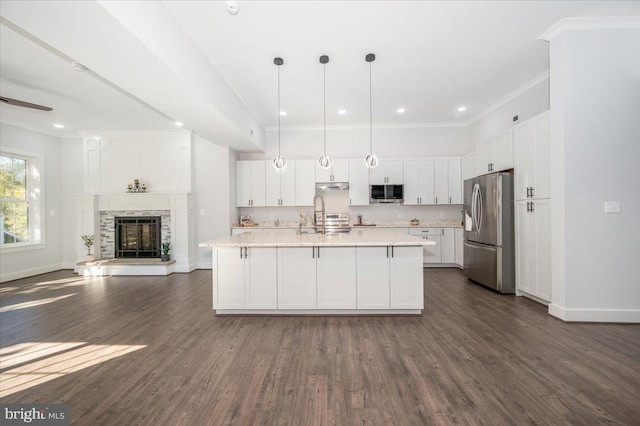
[365,53,378,168]
[272,57,287,171]
[318,55,332,170]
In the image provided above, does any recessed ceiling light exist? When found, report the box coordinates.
[338,109,347,115]
[70,61,88,72]
[53,123,64,129]
[226,1,239,15]
[397,108,406,114]
[457,106,467,112]
[280,111,287,116]
[174,121,183,127]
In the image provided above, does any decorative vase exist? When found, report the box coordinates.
[161,254,170,262]
[86,254,95,263]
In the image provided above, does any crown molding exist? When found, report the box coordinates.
[76,128,191,139]
[539,16,640,41]
[466,71,550,126]
[265,122,467,132]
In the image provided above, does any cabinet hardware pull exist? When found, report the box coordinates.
[449,197,452,204]
[435,197,438,204]
[392,246,394,258]
[531,187,534,197]
[240,247,243,259]
[530,202,535,212]
[386,246,389,258]
[244,247,248,258]
[312,247,315,258]
[442,229,444,236]
[526,201,529,212]
[317,247,320,258]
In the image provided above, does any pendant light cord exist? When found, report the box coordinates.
[278,65,281,158]
[369,60,373,154]
[323,63,327,156]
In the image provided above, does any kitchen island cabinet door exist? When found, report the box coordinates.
[277,247,317,309]
[390,246,424,309]
[356,247,390,309]
[214,248,245,309]
[316,247,357,309]
[245,247,277,309]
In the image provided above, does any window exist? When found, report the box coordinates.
[0,150,43,249]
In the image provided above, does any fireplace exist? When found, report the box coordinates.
[115,217,161,258]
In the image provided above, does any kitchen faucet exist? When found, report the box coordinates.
[313,190,326,235]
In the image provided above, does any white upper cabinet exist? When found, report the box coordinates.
[349,159,370,206]
[434,158,449,204]
[370,158,404,185]
[462,151,477,181]
[236,160,265,207]
[403,158,434,205]
[295,160,316,206]
[476,128,513,175]
[514,111,550,201]
[266,160,297,206]
[315,159,349,183]
[448,157,462,204]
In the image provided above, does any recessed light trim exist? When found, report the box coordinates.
[279,111,287,116]
[174,121,184,127]
[396,108,406,114]
[338,109,347,115]
[457,106,467,112]
[53,123,64,129]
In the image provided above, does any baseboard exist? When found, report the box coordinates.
[549,303,640,323]
[0,263,64,283]
[197,260,213,269]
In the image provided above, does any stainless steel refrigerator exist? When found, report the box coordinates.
[463,173,515,294]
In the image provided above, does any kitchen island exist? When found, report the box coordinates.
[200,230,434,315]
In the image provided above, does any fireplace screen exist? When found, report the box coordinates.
[115,217,161,258]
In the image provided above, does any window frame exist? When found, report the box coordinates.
[0,148,45,253]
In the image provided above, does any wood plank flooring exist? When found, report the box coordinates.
[1,269,639,425]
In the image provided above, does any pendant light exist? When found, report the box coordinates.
[318,55,332,169]
[365,53,378,168]
[272,57,287,171]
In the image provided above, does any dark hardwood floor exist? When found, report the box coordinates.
[1,269,639,425]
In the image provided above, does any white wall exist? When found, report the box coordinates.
[0,123,64,282]
[192,135,233,268]
[548,27,640,322]
[240,125,468,161]
[467,77,549,150]
[61,136,84,268]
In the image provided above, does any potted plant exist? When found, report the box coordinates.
[81,234,95,263]
[161,241,171,262]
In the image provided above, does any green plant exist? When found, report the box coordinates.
[81,234,95,255]
[162,241,171,255]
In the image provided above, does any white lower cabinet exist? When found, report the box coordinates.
[277,247,317,309]
[515,199,551,302]
[356,246,390,309]
[390,246,424,309]
[317,247,357,309]
[454,228,464,267]
[214,247,277,309]
[441,228,455,264]
[408,228,441,264]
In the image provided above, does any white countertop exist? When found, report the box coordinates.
[201,230,436,248]
[232,219,462,229]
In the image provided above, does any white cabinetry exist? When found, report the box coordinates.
[214,247,277,309]
[477,129,513,176]
[370,158,403,184]
[441,228,455,264]
[316,159,349,183]
[349,159,370,206]
[390,246,424,309]
[455,228,464,267]
[515,199,551,302]
[236,160,266,207]
[356,246,390,309]
[408,228,441,264]
[434,157,462,204]
[265,160,296,206]
[316,247,357,309]
[462,151,477,181]
[277,247,317,309]
[295,160,316,206]
[403,158,434,205]
[514,112,550,201]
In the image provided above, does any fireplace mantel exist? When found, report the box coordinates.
[75,193,195,274]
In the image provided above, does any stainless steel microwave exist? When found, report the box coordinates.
[370,184,403,204]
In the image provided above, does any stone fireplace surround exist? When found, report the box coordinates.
[76,193,194,275]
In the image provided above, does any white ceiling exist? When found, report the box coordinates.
[1,1,639,144]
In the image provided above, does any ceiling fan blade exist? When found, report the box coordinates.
[0,96,53,111]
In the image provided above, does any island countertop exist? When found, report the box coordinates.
[200,230,436,248]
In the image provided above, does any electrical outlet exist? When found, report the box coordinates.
[398,213,404,219]
[604,201,621,214]
[200,208,206,216]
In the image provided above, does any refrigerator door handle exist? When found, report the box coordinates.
[476,186,483,234]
